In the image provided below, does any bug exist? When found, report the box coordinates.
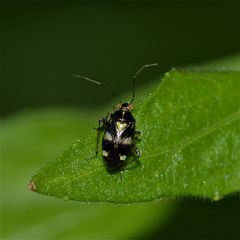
[74,63,158,171]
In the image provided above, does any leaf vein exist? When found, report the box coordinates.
[142,110,240,160]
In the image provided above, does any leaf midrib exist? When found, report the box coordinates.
[44,70,240,187]
[143,109,240,161]
[45,109,240,188]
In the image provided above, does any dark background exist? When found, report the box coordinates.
[1,1,240,239]
[1,1,240,116]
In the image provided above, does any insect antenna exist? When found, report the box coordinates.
[73,74,121,103]
[130,63,158,103]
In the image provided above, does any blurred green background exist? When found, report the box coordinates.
[1,1,240,239]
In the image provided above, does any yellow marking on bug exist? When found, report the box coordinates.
[116,121,127,131]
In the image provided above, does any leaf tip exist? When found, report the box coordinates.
[28,180,37,192]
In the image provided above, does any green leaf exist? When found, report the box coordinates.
[31,69,240,203]
[1,109,173,239]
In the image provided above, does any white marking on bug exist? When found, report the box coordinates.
[120,155,127,161]
[104,131,112,141]
[122,137,132,145]
[102,150,108,156]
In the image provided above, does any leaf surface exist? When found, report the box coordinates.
[2,110,171,239]
[31,69,240,203]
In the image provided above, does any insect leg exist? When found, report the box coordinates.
[124,144,141,169]
[132,144,141,159]
[95,119,103,156]
[95,113,109,156]
[134,130,141,139]
[119,171,123,181]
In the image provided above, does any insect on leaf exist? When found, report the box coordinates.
[30,69,240,203]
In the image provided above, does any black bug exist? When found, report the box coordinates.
[74,63,158,171]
